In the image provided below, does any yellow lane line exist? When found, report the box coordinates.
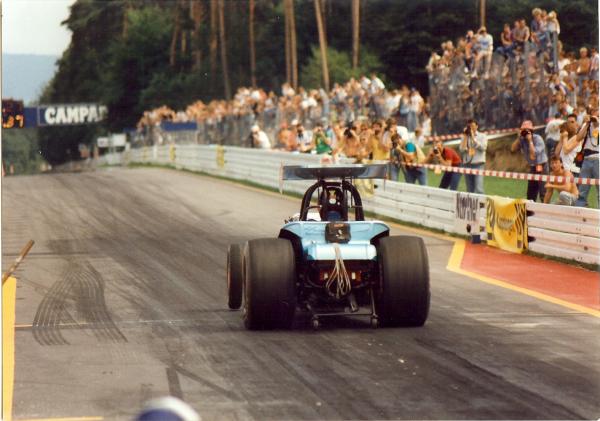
[3,276,17,421]
[447,240,600,318]
[17,418,103,421]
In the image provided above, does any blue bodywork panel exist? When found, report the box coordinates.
[280,221,389,261]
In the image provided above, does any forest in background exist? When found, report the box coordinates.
[21,0,599,164]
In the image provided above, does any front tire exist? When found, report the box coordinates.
[376,236,430,327]
[227,244,243,310]
[243,239,297,330]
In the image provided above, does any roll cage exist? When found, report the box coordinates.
[299,180,364,221]
[281,164,388,222]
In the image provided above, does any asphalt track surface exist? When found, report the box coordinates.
[2,167,599,421]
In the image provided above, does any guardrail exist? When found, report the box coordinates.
[527,203,600,265]
[102,145,599,267]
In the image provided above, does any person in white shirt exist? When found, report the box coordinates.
[420,110,432,137]
[359,75,371,91]
[474,27,493,78]
[544,113,564,158]
[407,89,423,132]
[413,127,426,148]
[370,73,385,94]
[250,124,271,149]
[590,47,599,82]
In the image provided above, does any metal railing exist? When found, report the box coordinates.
[428,38,566,134]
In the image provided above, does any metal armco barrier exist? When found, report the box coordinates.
[526,203,600,265]
[104,146,599,266]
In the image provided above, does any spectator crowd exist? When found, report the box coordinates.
[136,74,431,150]
[135,5,598,207]
[427,7,598,135]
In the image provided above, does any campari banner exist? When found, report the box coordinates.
[37,103,108,126]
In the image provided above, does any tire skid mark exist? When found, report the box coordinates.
[166,366,184,400]
[32,261,127,346]
[172,363,240,402]
[32,266,77,345]
[269,341,384,420]
[78,263,127,343]
[413,336,585,419]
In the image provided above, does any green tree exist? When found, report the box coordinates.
[102,7,173,131]
[2,129,46,175]
[35,0,598,165]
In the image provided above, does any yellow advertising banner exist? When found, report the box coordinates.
[169,144,176,163]
[485,196,528,253]
[216,145,225,168]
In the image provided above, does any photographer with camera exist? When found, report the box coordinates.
[295,123,314,153]
[336,123,367,162]
[510,120,548,201]
[425,139,462,190]
[398,133,427,186]
[310,122,332,155]
[249,124,271,149]
[573,108,599,207]
[389,133,404,182]
[459,119,487,194]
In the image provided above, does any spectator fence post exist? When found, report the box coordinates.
[524,42,531,112]
[552,32,558,71]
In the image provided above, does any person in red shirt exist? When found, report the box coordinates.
[425,139,462,190]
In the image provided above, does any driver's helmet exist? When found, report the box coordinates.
[319,186,345,221]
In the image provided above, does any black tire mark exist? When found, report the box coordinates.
[80,263,127,343]
[32,262,127,345]
[32,266,78,345]
[173,364,239,402]
[166,366,184,400]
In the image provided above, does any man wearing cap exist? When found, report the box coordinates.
[511,120,548,201]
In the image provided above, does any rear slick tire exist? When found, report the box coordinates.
[243,239,297,330]
[227,243,243,310]
[376,235,430,327]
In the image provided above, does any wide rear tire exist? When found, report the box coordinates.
[243,239,297,330]
[376,236,430,327]
[227,244,243,310]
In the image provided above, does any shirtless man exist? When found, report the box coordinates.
[543,155,579,205]
[335,125,368,161]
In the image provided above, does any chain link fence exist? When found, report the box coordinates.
[428,37,567,134]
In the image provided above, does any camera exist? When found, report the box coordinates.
[463,127,471,135]
[433,148,440,154]
[520,130,531,137]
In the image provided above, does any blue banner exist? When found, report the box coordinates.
[160,121,198,131]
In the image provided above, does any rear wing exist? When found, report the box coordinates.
[281,164,388,181]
